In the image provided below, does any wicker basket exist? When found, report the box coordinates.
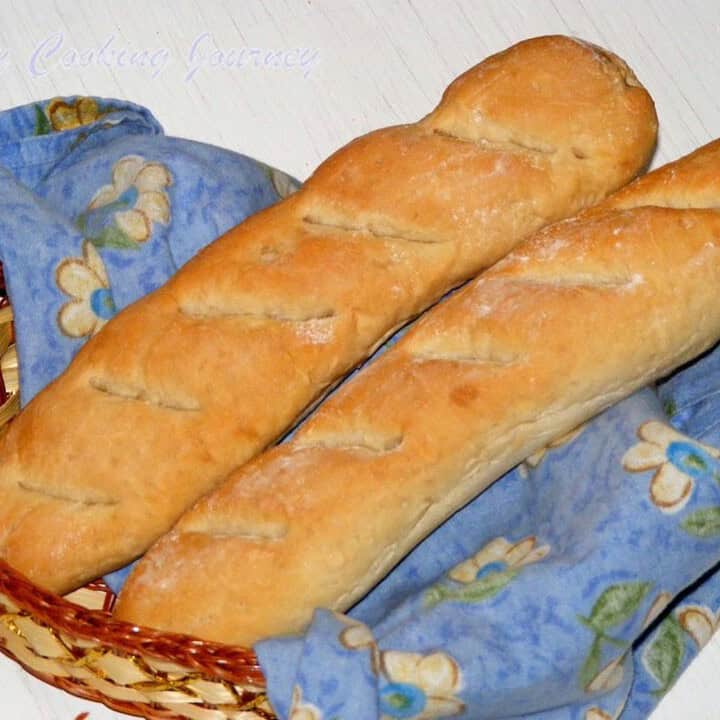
[0,272,277,719]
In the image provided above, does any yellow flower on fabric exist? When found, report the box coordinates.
[449,536,549,584]
[677,605,719,649]
[79,155,172,247]
[585,708,614,720]
[584,654,626,693]
[339,619,380,671]
[56,241,116,338]
[642,591,673,630]
[379,651,464,720]
[340,620,375,652]
[47,96,104,131]
[338,619,465,719]
[622,421,720,513]
[289,685,323,720]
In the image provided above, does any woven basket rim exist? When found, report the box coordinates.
[0,643,192,720]
[0,560,266,687]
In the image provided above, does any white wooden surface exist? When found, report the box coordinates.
[0,0,718,717]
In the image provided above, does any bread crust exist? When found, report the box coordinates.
[116,139,720,645]
[0,36,656,594]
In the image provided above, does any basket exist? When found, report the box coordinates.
[0,269,277,720]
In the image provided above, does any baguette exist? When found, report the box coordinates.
[116,139,720,645]
[0,36,656,594]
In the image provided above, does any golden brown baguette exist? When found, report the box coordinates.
[0,36,656,594]
[116,139,720,645]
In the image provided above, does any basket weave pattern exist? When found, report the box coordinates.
[0,271,277,720]
[0,268,19,429]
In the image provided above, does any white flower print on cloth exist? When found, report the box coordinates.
[77,155,172,248]
[622,420,720,513]
[339,620,379,671]
[642,591,673,631]
[585,709,611,720]
[339,621,465,720]
[379,651,463,720]
[289,684,323,720]
[585,706,623,720]
[56,240,116,338]
[424,536,550,608]
[677,604,719,649]
[584,654,626,694]
[449,536,549,584]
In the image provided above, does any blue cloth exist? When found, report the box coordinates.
[0,95,299,404]
[2,96,719,720]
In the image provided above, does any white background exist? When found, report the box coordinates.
[0,1,718,718]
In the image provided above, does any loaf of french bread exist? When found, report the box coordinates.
[116,139,720,645]
[0,36,656,594]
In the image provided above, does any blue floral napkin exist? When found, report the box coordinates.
[0,95,299,404]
